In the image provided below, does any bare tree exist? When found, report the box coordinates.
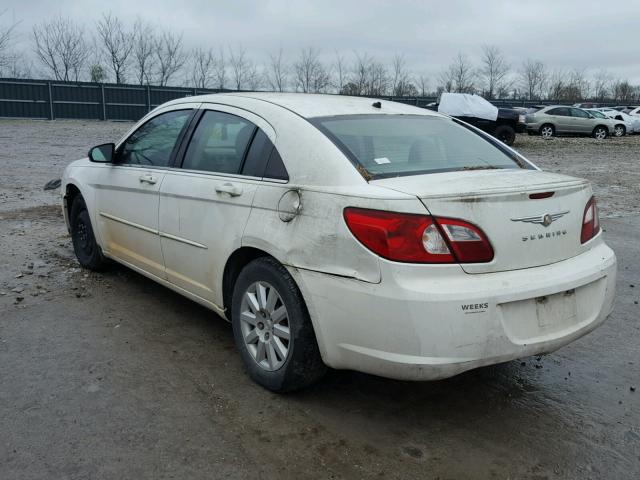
[592,69,611,101]
[154,30,185,86]
[132,18,156,85]
[265,48,287,92]
[391,53,412,96]
[245,61,261,90]
[440,53,476,94]
[612,79,635,102]
[546,68,565,100]
[2,52,31,78]
[480,45,510,99]
[32,16,89,81]
[294,47,330,93]
[96,13,133,83]
[229,45,253,90]
[332,50,347,94]
[520,59,546,100]
[213,47,226,90]
[190,47,214,88]
[417,74,429,96]
[0,10,18,69]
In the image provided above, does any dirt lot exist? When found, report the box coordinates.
[1,119,639,479]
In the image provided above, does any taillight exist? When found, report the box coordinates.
[343,208,493,263]
[581,196,600,243]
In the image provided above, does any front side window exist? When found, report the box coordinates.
[182,110,256,174]
[118,110,191,166]
[571,108,590,118]
[311,114,526,179]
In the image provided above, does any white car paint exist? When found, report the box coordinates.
[61,93,616,381]
[593,108,640,134]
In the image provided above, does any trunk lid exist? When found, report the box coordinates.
[373,169,593,274]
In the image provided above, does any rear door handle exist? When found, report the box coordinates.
[215,183,243,197]
[139,173,157,185]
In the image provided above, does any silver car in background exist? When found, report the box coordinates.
[525,106,613,139]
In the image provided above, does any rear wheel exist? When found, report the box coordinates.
[539,124,555,138]
[493,124,516,145]
[614,124,626,137]
[592,126,608,139]
[70,196,107,270]
[231,257,326,392]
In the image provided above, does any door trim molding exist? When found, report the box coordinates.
[159,231,208,249]
[100,211,208,250]
[99,211,158,234]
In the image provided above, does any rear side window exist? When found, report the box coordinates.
[311,114,524,179]
[547,107,568,116]
[183,110,256,174]
[118,109,191,166]
[241,129,288,181]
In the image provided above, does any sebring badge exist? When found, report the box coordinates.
[511,211,569,227]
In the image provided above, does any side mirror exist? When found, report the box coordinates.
[88,143,115,163]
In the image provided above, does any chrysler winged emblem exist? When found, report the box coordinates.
[511,211,569,227]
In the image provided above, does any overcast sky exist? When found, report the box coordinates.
[3,0,640,83]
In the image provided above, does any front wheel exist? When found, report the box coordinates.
[592,126,608,139]
[70,196,107,270]
[231,257,326,392]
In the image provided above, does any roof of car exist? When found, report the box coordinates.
[167,92,442,119]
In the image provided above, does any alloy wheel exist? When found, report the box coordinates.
[239,281,291,371]
[541,126,553,138]
[614,126,624,137]
[595,128,607,139]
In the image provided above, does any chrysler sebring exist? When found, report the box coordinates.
[61,93,616,392]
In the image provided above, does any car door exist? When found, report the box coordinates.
[158,106,280,306]
[569,108,593,134]
[545,107,570,133]
[93,106,196,279]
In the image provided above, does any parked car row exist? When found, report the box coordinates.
[525,105,638,138]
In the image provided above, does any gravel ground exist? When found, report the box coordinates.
[0,119,639,479]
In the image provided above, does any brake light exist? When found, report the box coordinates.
[581,196,600,243]
[343,208,494,263]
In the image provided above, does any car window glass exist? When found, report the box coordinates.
[263,148,288,180]
[571,108,589,118]
[183,110,256,174]
[119,110,191,166]
[241,129,273,177]
[313,115,523,179]
[548,107,567,116]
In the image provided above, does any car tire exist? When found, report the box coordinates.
[539,124,555,138]
[231,256,326,392]
[592,126,608,139]
[614,124,626,137]
[70,195,108,270]
[493,125,516,145]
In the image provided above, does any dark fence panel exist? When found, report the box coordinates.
[0,77,627,122]
[0,78,222,121]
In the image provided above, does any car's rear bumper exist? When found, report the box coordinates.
[290,241,616,381]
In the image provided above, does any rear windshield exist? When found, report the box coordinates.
[311,114,527,179]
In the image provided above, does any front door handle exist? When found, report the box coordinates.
[215,183,243,197]
[139,173,157,185]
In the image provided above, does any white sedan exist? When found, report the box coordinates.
[61,93,617,392]
[594,108,640,134]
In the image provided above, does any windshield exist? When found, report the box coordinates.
[311,114,528,179]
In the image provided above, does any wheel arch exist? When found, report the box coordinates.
[63,183,83,232]
[222,246,281,321]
